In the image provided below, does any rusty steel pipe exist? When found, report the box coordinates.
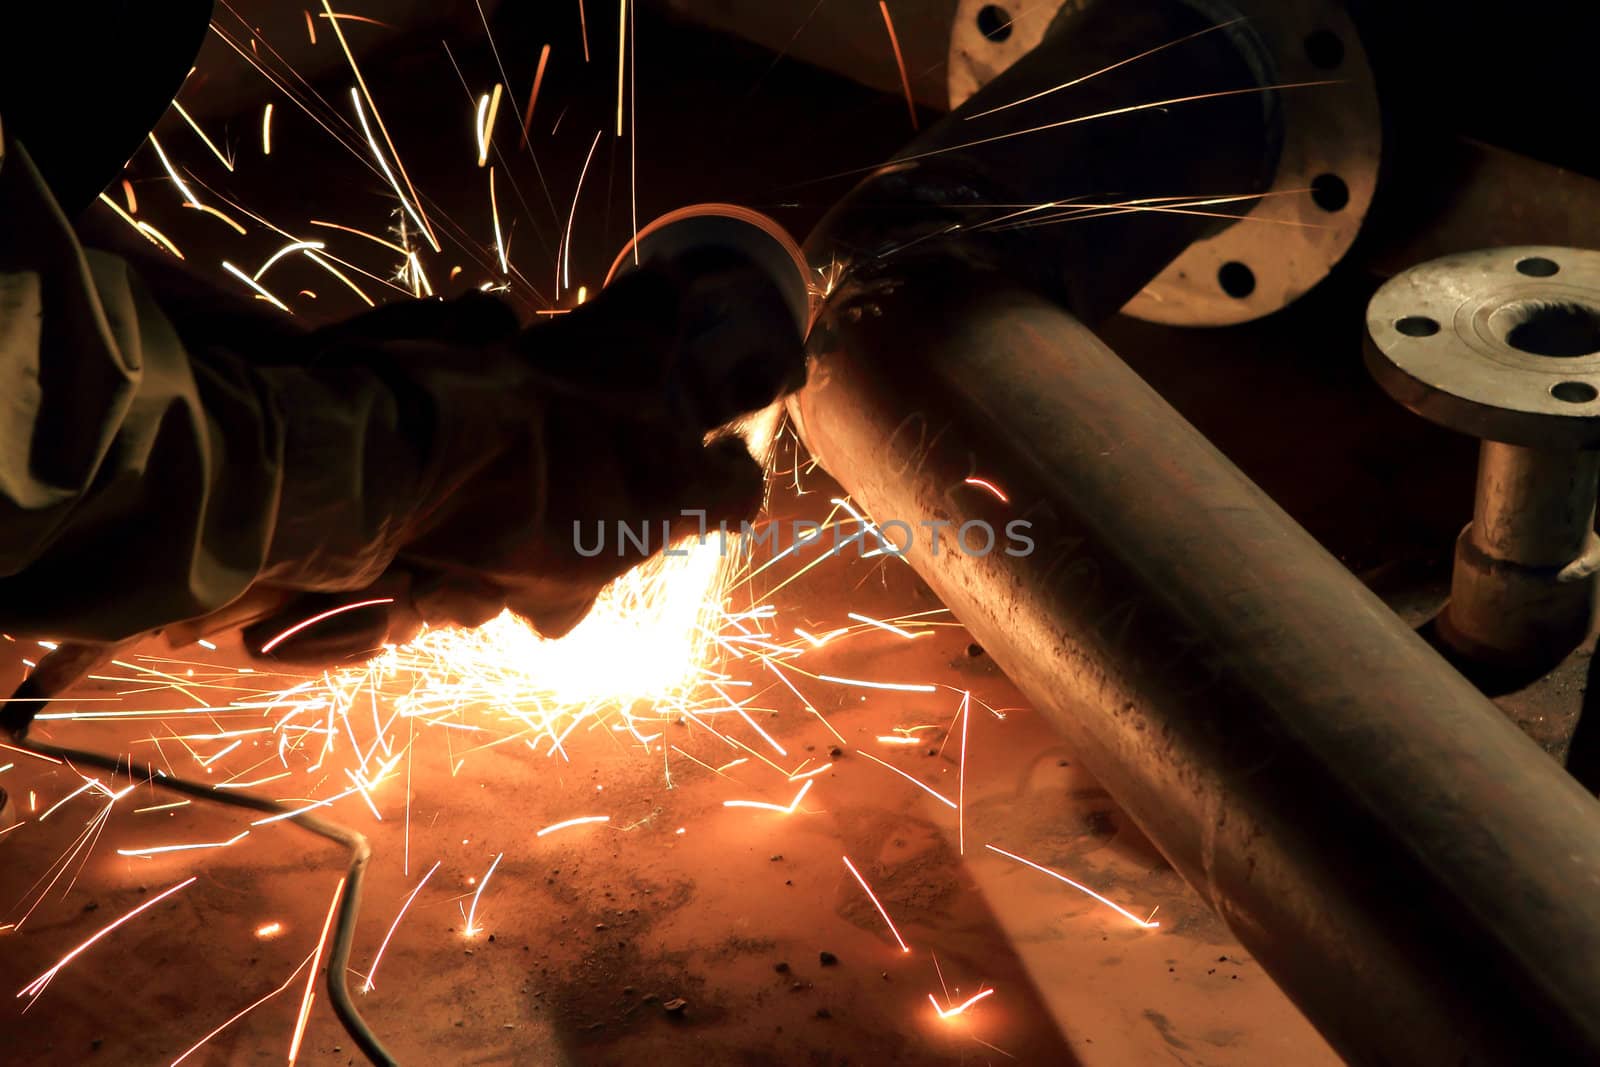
[790,3,1600,1064]
[795,257,1600,1066]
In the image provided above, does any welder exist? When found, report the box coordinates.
[0,2,805,666]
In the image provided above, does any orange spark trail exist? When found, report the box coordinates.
[878,2,918,131]
[221,262,290,312]
[476,83,503,167]
[847,612,928,639]
[170,102,235,172]
[364,861,440,992]
[578,0,590,62]
[258,598,395,654]
[288,877,346,1066]
[818,674,936,693]
[262,103,274,154]
[463,852,504,937]
[985,844,1161,927]
[17,876,196,1003]
[964,17,1245,121]
[561,130,603,292]
[963,476,1009,503]
[723,779,813,814]
[323,0,440,250]
[536,814,610,837]
[843,854,911,953]
[490,166,509,273]
[958,691,970,856]
[171,948,315,1065]
[856,750,958,810]
[183,201,248,234]
[521,44,551,148]
[117,829,250,857]
[616,0,627,137]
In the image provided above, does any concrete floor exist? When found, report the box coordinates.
[1,455,1339,1065]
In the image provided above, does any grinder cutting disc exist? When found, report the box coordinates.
[606,204,812,438]
[607,203,812,339]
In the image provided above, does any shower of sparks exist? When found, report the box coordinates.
[878,2,918,131]
[536,814,611,837]
[929,987,995,1020]
[842,854,912,953]
[364,861,440,992]
[16,877,197,1005]
[985,844,1161,928]
[462,852,504,937]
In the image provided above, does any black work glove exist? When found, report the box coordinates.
[238,252,805,664]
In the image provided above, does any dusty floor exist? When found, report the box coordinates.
[1,457,1340,1066]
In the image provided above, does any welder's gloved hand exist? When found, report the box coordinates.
[240,254,804,665]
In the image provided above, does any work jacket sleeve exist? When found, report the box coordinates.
[0,132,538,644]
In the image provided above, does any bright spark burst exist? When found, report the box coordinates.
[928,987,995,1020]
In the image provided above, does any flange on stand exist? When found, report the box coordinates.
[1366,246,1600,670]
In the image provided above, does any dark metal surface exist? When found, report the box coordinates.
[789,3,1600,1063]
[795,255,1600,1067]
[947,0,1382,327]
[1366,247,1600,448]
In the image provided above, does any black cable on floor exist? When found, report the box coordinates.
[6,675,399,1066]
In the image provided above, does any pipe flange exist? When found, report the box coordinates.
[1366,247,1600,449]
[947,0,1380,326]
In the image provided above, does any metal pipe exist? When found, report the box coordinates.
[791,3,1600,1063]
[796,258,1600,1066]
[1443,442,1600,665]
[1366,245,1600,669]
